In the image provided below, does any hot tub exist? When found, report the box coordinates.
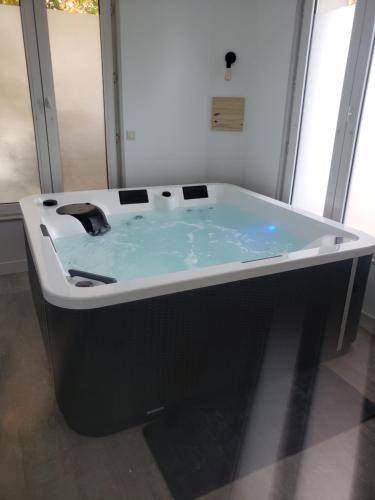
[21,184,375,436]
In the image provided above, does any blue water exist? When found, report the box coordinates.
[54,204,308,281]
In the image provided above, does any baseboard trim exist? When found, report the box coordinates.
[0,259,27,275]
[360,311,375,335]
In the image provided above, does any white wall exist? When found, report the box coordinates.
[243,0,299,196]
[119,0,298,196]
[205,0,257,186]
[119,0,212,187]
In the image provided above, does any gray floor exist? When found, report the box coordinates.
[0,272,375,500]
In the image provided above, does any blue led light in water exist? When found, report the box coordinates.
[266,224,277,232]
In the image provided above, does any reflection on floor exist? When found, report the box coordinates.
[0,272,375,500]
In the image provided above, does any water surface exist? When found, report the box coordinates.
[54,204,308,281]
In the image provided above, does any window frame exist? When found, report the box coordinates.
[99,0,123,189]
[276,0,317,204]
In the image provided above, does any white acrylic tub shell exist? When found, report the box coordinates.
[20,184,375,310]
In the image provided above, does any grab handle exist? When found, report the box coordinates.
[68,269,117,284]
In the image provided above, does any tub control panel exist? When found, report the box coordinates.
[119,189,149,205]
[183,185,208,200]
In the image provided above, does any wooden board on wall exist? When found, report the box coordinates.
[211,97,245,132]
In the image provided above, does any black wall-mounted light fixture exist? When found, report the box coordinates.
[225,52,237,81]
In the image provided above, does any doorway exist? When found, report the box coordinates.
[0,0,120,213]
[291,0,357,216]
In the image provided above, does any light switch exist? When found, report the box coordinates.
[126,131,136,141]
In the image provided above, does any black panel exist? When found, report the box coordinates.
[39,224,56,252]
[119,189,149,205]
[344,255,372,345]
[25,232,52,371]
[43,199,58,207]
[183,185,208,200]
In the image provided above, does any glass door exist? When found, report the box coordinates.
[344,49,375,235]
[44,0,108,191]
[0,0,119,214]
[0,0,41,203]
[291,0,358,216]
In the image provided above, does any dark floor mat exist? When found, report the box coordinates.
[143,366,375,500]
